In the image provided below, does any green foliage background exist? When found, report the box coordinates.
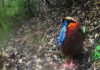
[0,0,43,41]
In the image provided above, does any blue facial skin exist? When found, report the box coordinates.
[58,21,68,48]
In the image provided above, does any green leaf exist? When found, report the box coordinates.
[93,45,100,60]
[82,26,88,33]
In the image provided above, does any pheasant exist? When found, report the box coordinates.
[58,17,85,69]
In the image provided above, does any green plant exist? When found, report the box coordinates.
[92,45,100,60]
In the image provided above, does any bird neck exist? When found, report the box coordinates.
[62,21,69,27]
[67,22,79,31]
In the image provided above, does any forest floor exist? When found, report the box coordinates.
[0,16,99,70]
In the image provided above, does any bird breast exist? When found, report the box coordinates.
[61,28,84,56]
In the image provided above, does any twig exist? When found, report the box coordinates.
[48,51,61,54]
[89,24,100,32]
[95,2,100,4]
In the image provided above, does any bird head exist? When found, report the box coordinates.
[62,16,79,31]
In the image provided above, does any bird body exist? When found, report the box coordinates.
[58,17,84,69]
[62,22,84,56]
